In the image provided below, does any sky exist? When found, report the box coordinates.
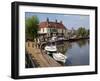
[25,12,90,30]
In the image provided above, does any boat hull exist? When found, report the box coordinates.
[53,53,67,63]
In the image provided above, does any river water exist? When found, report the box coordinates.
[57,39,89,66]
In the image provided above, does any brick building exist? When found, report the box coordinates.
[38,18,68,39]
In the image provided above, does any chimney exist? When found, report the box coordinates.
[60,20,62,24]
[47,17,49,22]
[55,19,57,23]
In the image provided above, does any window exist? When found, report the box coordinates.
[43,28,44,32]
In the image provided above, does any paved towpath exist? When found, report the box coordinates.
[26,42,61,67]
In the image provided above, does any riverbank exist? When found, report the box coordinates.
[39,37,89,46]
[25,42,61,68]
[66,37,89,42]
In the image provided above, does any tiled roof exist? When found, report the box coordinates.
[39,21,66,29]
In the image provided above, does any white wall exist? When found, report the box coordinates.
[0,0,99,81]
[38,28,48,33]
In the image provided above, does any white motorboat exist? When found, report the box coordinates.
[45,46,67,63]
[44,40,67,63]
[53,52,67,63]
[51,36,57,41]
[45,45,57,52]
[44,41,57,52]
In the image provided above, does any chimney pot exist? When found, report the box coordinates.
[55,19,57,23]
[47,17,49,22]
[60,20,62,24]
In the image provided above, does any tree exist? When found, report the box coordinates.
[76,27,88,38]
[25,16,39,41]
[85,29,89,37]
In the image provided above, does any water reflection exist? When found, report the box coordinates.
[56,39,89,66]
[76,39,89,48]
[56,42,72,54]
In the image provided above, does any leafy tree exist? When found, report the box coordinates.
[76,27,89,38]
[25,16,39,41]
[86,29,89,37]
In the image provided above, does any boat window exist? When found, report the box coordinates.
[49,51,57,53]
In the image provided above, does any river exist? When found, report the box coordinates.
[56,39,89,66]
